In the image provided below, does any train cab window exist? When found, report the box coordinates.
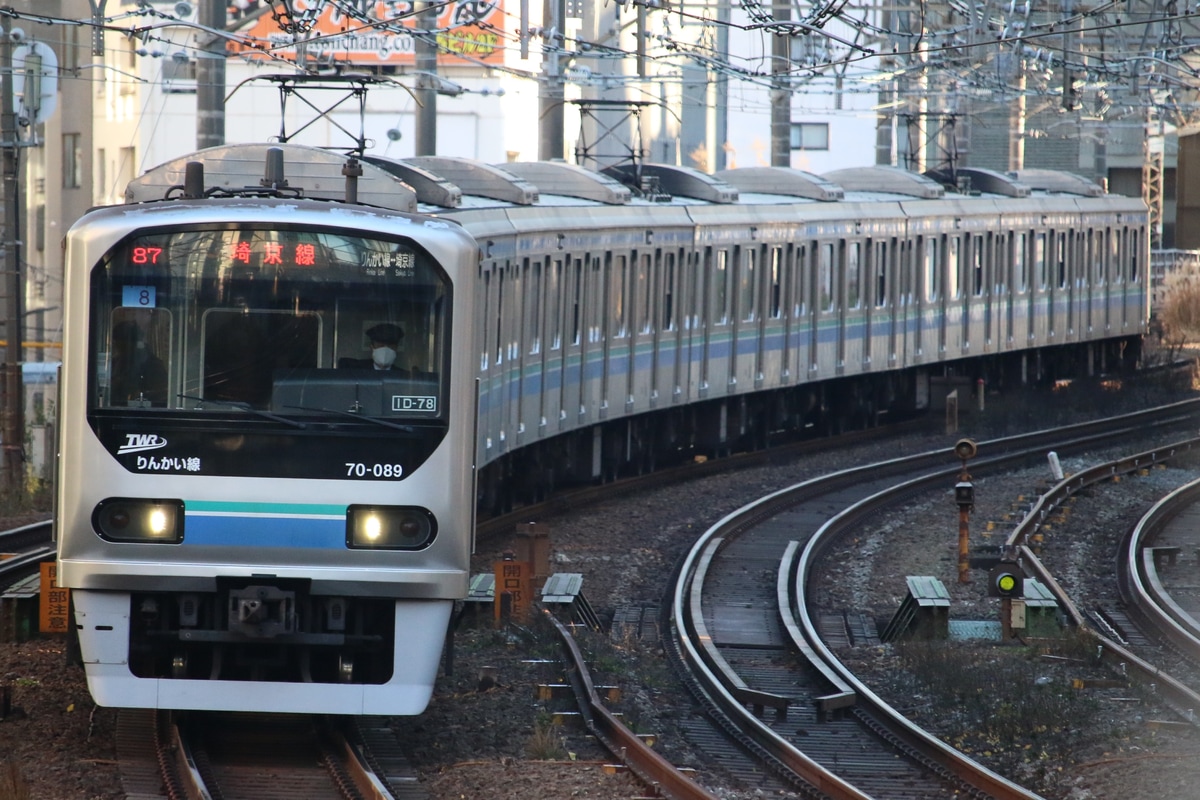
[108,307,171,407]
[202,309,320,406]
[88,225,452,425]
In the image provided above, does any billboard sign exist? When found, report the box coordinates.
[236,1,506,66]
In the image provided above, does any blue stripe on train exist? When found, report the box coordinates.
[184,514,344,548]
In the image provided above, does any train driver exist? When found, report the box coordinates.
[339,322,404,371]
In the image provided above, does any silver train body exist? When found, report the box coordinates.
[442,159,1149,509]
[59,181,479,713]
[63,143,1148,712]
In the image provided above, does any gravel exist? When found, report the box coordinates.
[4,376,1200,799]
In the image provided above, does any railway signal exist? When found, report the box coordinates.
[988,563,1024,598]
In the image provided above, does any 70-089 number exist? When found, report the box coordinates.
[345,462,404,478]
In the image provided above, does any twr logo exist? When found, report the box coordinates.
[117,433,168,455]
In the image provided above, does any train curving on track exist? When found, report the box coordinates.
[127,145,1151,517]
[57,143,1149,713]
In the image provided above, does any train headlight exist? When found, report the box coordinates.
[93,498,184,543]
[346,506,436,550]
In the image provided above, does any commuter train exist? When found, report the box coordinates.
[59,142,1148,713]
[58,148,478,713]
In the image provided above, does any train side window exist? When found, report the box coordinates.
[972,236,984,297]
[1129,228,1140,282]
[1056,231,1068,289]
[1093,230,1105,286]
[495,265,505,364]
[1015,232,1028,293]
[588,255,603,343]
[571,257,582,346]
[923,237,939,302]
[1109,230,1121,285]
[1035,233,1048,290]
[636,252,652,334]
[872,241,886,308]
[108,307,171,408]
[527,258,541,355]
[769,247,783,319]
[946,236,961,300]
[713,249,729,325]
[793,244,807,316]
[480,270,491,370]
[664,251,676,331]
[548,258,562,350]
[612,253,628,337]
[993,234,1008,295]
[819,242,835,311]
[846,241,861,309]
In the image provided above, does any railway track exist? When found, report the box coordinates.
[116,709,427,800]
[8,394,1200,799]
[670,401,1200,799]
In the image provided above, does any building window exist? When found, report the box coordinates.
[790,123,829,151]
[63,133,82,189]
[163,52,197,94]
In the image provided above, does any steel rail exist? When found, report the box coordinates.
[674,402,1200,798]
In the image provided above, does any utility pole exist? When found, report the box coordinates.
[197,0,226,149]
[0,11,23,495]
[538,0,564,160]
[414,1,438,155]
[770,0,790,166]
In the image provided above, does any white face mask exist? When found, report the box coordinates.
[372,346,397,368]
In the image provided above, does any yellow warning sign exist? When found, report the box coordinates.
[39,562,70,635]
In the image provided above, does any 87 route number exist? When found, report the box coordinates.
[345,462,404,478]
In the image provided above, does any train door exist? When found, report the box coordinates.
[579,253,602,423]
[816,241,835,376]
[522,257,544,443]
[755,244,770,389]
[503,259,522,452]
[667,247,687,400]
[917,235,936,361]
[479,266,498,464]
[1008,231,1025,348]
[763,245,784,387]
[944,233,963,354]
[1031,231,1047,344]
[968,233,984,354]
[696,246,714,397]
[684,248,703,397]
[1126,226,1144,332]
[895,235,910,367]
[781,243,796,382]
[730,244,750,389]
[544,256,564,432]
[608,252,629,411]
[650,246,674,404]
[564,255,584,427]
[1104,228,1118,333]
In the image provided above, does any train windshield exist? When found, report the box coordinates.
[88,224,452,425]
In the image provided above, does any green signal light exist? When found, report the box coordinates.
[997,573,1017,593]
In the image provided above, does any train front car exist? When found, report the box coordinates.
[58,198,477,714]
